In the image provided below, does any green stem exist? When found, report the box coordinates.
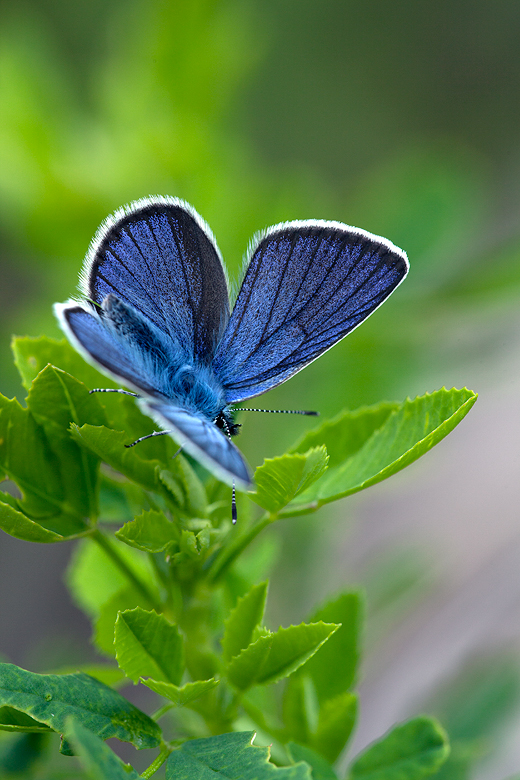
[205,514,273,583]
[140,743,172,778]
[91,529,162,611]
[151,702,174,721]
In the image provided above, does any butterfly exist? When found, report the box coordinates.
[55,196,408,514]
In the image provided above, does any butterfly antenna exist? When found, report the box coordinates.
[233,407,319,416]
[89,388,140,398]
[125,430,170,448]
[172,445,183,460]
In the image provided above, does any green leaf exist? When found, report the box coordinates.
[283,675,317,744]
[115,509,178,552]
[305,592,363,703]
[0,663,161,755]
[65,718,140,779]
[253,447,329,513]
[0,500,65,542]
[291,403,399,466]
[311,692,357,763]
[289,389,477,510]
[142,678,219,706]
[222,581,268,663]
[52,665,125,689]
[27,365,106,519]
[0,394,87,537]
[95,587,155,656]
[71,423,167,495]
[12,336,111,392]
[226,622,339,691]
[349,716,450,780]
[115,607,184,685]
[67,537,156,620]
[158,454,208,517]
[166,731,312,779]
[0,706,52,733]
[287,743,338,780]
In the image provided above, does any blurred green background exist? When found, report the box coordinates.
[1,1,520,777]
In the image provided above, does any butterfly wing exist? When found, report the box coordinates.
[82,197,230,362]
[213,221,408,403]
[54,302,161,396]
[142,400,252,489]
[55,198,244,487]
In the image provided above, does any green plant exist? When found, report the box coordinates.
[0,335,476,778]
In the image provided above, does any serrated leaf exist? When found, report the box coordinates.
[95,587,156,656]
[290,403,398,466]
[115,607,184,685]
[0,394,86,537]
[65,718,140,779]
[287,743,338,780]
[166,731,312,779]
[27,365,106,519]
[253,447,329,513]
[227,622,338,691]
[288,389,477,510]
[12,336,111,392]
[311,692,357,763]
[349,716,450,780]
[305,592,363,703]
[222,581,268,663]
[71,424,166,495]
[142,678,219,706]
[0,663,161,755]
[115,509,178,552]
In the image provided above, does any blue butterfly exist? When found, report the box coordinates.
[55,197,408,502]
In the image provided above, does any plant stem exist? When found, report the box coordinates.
[140,743,172,778]
[205,514,273,583]
[91,528,161,611]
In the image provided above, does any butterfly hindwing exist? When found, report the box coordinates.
[83,197,230,362]
[212,222,408,403]
[142,400,252,489]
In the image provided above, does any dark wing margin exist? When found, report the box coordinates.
[142,400,252,490]
[212,221,409,403]
[81,197,230,363]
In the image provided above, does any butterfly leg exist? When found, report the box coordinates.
[125,430,171,448]
[89,388,140,397]
[231,481,237,525]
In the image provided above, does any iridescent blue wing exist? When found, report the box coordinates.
[213,221,408,403]
[54,302,163,397]
[82,197,230,362]
[142,400,252,489]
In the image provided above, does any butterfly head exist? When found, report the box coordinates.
[214,409,241,438]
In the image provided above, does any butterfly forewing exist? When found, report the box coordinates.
[84,198,230,362]
[213,223,408,402]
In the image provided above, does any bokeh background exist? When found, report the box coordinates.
[1,1,520,777]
